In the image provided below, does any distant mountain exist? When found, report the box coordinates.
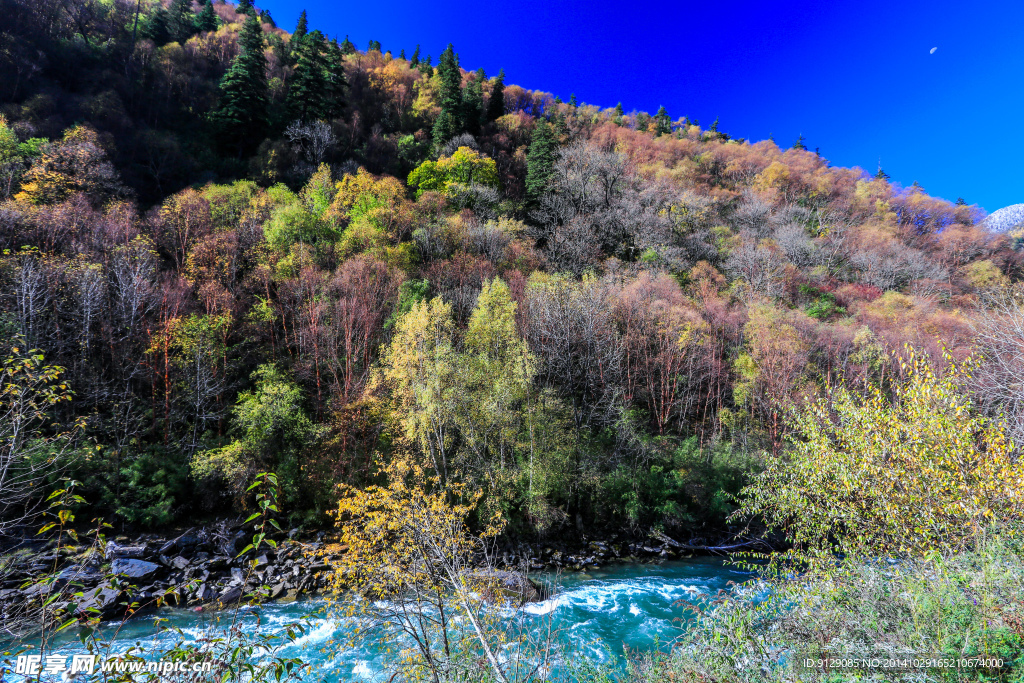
[982,204,1024,233]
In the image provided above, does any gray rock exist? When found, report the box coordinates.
[215,586,243,608]
[464,570,548,606]
[111,559,161,581]
[105,541,148,560]
[77,584,124,618]
[169,556,190,570]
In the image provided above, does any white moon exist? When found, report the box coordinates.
[930,47,938,54]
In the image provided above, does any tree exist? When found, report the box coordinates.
[212,12,269,153]
[195,1,218,32]
[524,118,556,204]
[287,30,332,122]
[339,34,355,55]
[290,9,308,46]
[432,43,464,150]
[461,69,485,136]
[143,7,171,45]
[327,460,553,683]
[372,297,459,483]
[654,105,671,136]
[407,147,499,198]
[613,102,624,125]
[236,0,253,13]
[167,0,195,43]
[792,134,807,150]
[486,68,505,122]
[738,350,1024,571]
[569,92,578,107]
[410,44,420,67]
[0,343,76,538]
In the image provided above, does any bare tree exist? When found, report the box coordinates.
[284,120,337,168]
[972,290,1024,445]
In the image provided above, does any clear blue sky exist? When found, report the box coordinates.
[258,0,1023,214]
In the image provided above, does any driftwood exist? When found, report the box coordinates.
[649,530,774,554]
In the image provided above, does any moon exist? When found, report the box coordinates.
[930,47,938,54]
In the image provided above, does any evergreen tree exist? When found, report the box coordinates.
[432,44,464,150]
[324,39,348,118]
[462,69,485,136]
[709,116,720,132]
[144,7,171,46]
[368,39,381,52]
[168,0,195,43]
[400,49,406,60]
[486,69,505,122]
[195,1,218,32]
[525,118,556,205]
[569,92,578,107]
[654,105,671,136]
[612,102,624,125]
[339,35,355,55]
[212,12,268,153]
[410,45,421,67]
[259,9,274,26]
[792,134,807,150]
[288,30,332,121]
[291,10,308,45]
[956,197,967,206]
[237,0,253,14]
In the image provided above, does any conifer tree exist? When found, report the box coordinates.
[654,105,671,136]
[237,0,253,14]
[432,44,464,150]
[613,102,624,125]
[486,69,505,122]
[462,69,485,136]
[709,116,720,132]
[792,134,807,150]
[339,35,355,55]
[569,93,578,107]
[410,45,420,67]
[525,118,556,204]
[288,30,332,121]
[212,12,268,152]
[291,10,308,45]
[324,39,348,118]
[144,7,171,45]
[400,49,406,60]
[258,9,274,26]
[195,1,218,32]
[168,0,195,43]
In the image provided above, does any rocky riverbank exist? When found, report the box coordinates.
[0,520,719,625]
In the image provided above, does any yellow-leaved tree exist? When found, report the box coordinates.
[326,460,553,683]
[738,348,1024,570]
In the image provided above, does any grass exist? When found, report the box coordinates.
[626,535,1024,682]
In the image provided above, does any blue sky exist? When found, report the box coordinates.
[258,0,1023,214]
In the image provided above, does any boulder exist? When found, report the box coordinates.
[464,570,548,606]
[105,541,148,560]
[77,584,124,619]
[111,559,161,581]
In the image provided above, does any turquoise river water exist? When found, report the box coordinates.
[7,558,753,681]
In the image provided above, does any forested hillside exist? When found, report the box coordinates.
[1,0,1016,539]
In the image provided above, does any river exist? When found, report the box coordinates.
[7,558,752,680]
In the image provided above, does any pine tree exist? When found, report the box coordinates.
[432,44,464,149]
[195,1,218,32]
[487,69,505,122]
[368,39,381,53]
[399,49,406,60]
[410,45,421,67]
[792,134,807,150]
[709,116,719,132]
[525,118,556,204]
[288,30,331,121]
[167,0,195,43]
[144,7,171,46]
[291,10,308,45]
[654,106,671,136]
[955,197,967,206]
[212,12,268,152]
[569,93,578,107]
[324,39,348,118]
[258,9,274,26]
[339,35,355,55]
[462,69,485,135]
[237,0,253,14]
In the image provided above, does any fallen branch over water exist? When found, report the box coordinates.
[649,530,775,554]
